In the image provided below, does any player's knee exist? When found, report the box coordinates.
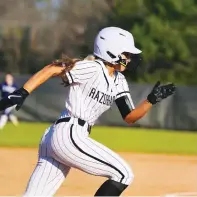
[112,165,134,186]
[120,161,134,185]
[124,166,134,185]
[105,168,134,195]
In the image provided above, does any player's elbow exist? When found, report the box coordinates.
[124,113,137,125]
[124,110,143,125]
[124,116,136,125]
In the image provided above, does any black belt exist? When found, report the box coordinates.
[55,117,91,133]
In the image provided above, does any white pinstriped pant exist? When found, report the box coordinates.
[23,117,134,196]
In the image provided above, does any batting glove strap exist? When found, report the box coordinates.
[0,87,29,111]
[14,87,29,99]
[147,93,160,105]
[11,87,29,110]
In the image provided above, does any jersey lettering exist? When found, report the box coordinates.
[94,91,100,101]
[89,88,96,98]
[99,92,104,104]
[89,87,115,106]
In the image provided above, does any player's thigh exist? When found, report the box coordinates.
[50,123,133,185]
[87,136,134,183]
[24,157,70,196]
[79,132,134,185]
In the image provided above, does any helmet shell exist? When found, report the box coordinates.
[93,27,141,64]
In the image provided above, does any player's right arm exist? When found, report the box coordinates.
[24,60,99,92]
[23,64,66,93]
[0,64,67,111]
[0,60,99,111]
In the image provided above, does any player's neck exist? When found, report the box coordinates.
[105,64,115,77]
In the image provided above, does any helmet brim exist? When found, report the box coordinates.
[126,46,142,54]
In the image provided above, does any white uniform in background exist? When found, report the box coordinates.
[0,81,19,129]
[23,60,135,196]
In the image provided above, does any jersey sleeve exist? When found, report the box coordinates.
[115,73,135,110]
[65,60,99,84]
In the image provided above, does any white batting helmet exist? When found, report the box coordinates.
[93,27,142,65]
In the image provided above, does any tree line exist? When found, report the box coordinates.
[0,0,197,85]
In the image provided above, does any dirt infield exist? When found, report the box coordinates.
[0,148,196,196]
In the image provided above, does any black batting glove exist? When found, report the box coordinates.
[147,81,176,105]
[0,87,29,111]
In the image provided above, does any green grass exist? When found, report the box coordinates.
[0,122,196,155]
[92,126,197,155]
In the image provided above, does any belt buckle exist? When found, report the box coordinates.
[77,118,91,134]
[78,118,85,126]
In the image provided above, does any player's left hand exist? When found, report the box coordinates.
[147,81,176,105]
[0,87,29,111]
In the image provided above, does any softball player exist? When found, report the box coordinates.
[0,74,19,129]
[0,27,175,196]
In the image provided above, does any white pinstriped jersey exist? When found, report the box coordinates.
[59,60,135,125]
[24,59,135,196]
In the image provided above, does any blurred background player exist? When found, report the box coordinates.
[0,73,19,129]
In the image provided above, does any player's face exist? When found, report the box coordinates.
[114,53,131,72]
[5,74,14,86]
